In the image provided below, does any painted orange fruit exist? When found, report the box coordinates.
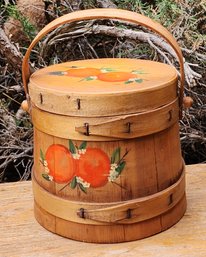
[97,72,136,82]
[45,144,75,183]
[65,68,101,77]
[76,148,110,188]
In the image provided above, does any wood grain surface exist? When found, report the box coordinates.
[29,59,177,117]
[0,164,205,256]
[32,122,185,242]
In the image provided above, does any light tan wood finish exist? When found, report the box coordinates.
[74,98,179,139]
[20,99,29,112]
[31,98,179,141]
[183,96,194,108]
[0,164,205,256]
[34,196,186,243]
[33,123,183,203]
[29,59,178,117]
[32,122,185,242]
[22,8,186,243]
[32,166,185,225]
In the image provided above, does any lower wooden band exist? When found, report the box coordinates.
[32,163,185,225]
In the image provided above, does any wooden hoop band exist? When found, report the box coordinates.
[22,8,184,116]
[32,98,179,141]
[32,162,185,225]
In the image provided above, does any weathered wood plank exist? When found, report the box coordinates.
[0,164,206,257]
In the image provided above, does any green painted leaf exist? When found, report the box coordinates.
[85,76,96,81]
[111,147,121,164]
[69,139,76,154]
[101,68,116,72]
[132,70,145,74]
[79,76,96,82]
[78,183,87,194]
[42,174,51,181]
[135,79,143,83]
[79,141,87,150]
[116,161,126,175]
[124,80,133,84]
[70,177,77,189]
[49,71,64,76]
[40,149,45,161]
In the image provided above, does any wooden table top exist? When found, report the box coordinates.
[0,164,206,257]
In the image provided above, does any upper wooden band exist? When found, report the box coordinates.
[32,162,185,225]
[22,8,184,116]
[32,98,179,141]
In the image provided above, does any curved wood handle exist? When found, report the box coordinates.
[22,8,184,114]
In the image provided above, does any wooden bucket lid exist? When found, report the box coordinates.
[29,58,178,117]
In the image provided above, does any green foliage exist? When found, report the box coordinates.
[82,0,96,9]
[5,4,36,40]
[117,43,153,60]
[152,0,181,27]
[116,0,205,48]
[116,0,149,12]
[0,2,7,25]
[116,0,181,27]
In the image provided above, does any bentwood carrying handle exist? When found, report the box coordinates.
[22,8,185,112]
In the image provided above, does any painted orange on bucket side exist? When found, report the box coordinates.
[45,144,75,183]
[76,148,111,188]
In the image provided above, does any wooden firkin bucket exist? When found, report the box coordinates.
[22,9,188,243]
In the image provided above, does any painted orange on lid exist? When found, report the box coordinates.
[30,58,177,92]
[29,58,177,117]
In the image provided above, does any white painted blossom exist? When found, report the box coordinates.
[44,167,50,174]
[101,69,109,73]
[91,76,98,79]
[48,175,53,181]
[108,163,119,182]
[76,176,84,183]
[76,176,90,188]
[72,153,81,159]
[101,68,116,73]
[78,149,87,155]
[43,160,48,167]
[82,181,90,188]
[108,171,119,182]
[110,163,118,169]
[128,78,137,82]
